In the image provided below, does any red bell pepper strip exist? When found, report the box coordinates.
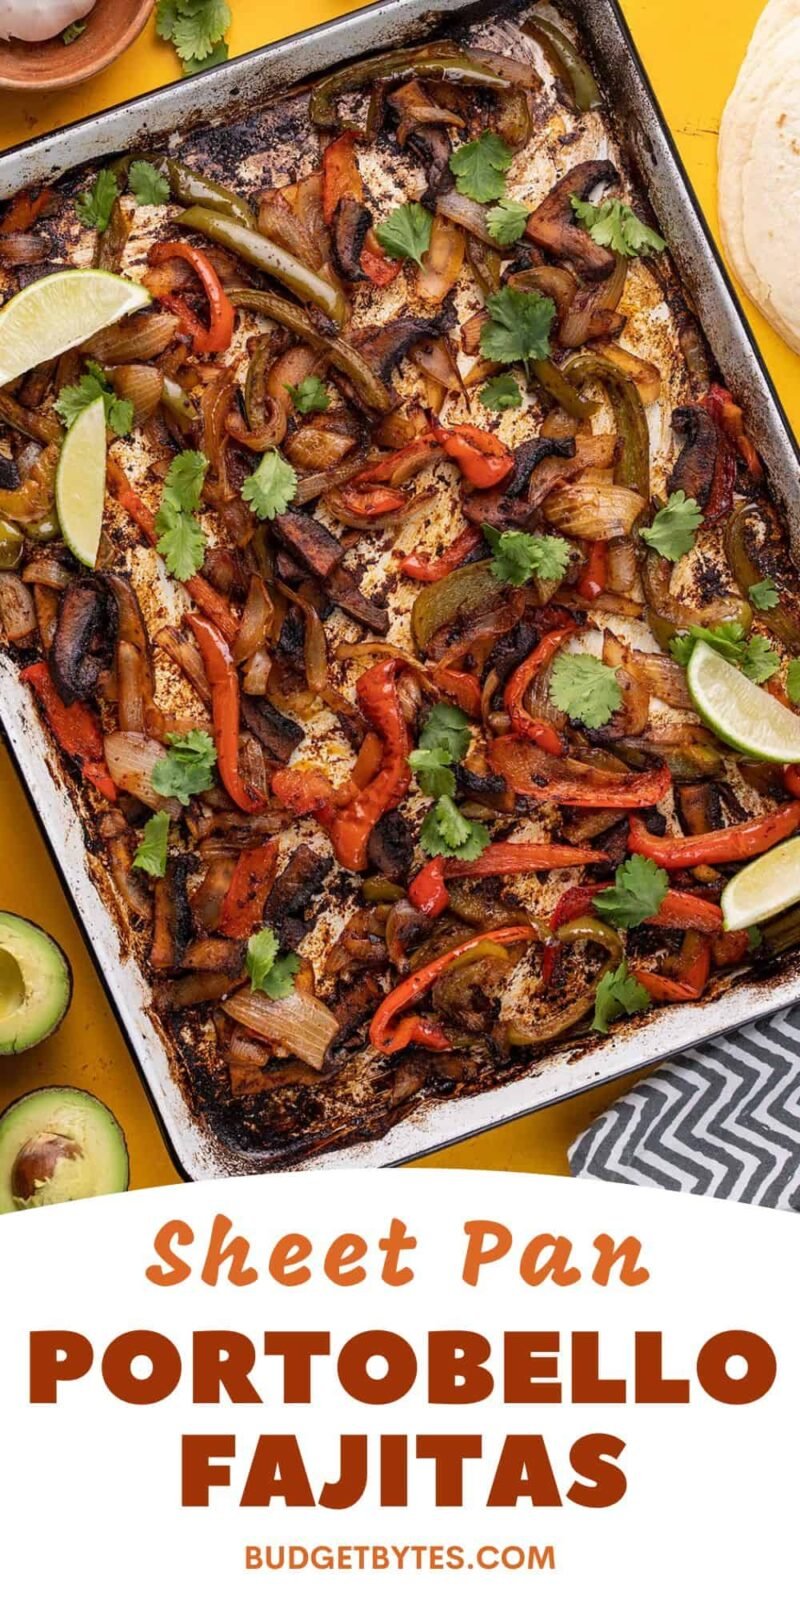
[370,924,536,1055]
[218,839,279,938]
[784,765,800,800]
[699,409,736,524]
[271,766,339,816]
[0,186,56,235]
[712,929,751,968]
[427,414,514,490]
[149,240,235,355]
[577,541,608,601]
[428,664,483,720]
[409,840,609,917]
[400,524,483,583]
[630,931,711,1003]
[356,434,438,489]
[504,624,577,755]
[628,803,800,868]
[21,663,117,799]
[360,238,402,286]
[327,658,412,872]
[107,459,238,644]
[549,880,724,934]
[490,736,673,809]
[186,614,267,814]
[334,483,409,519]
[703,384,762,481]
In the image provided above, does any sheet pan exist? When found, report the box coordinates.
[1,0,799,1179]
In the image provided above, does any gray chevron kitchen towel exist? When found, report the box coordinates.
[569,1006,800,1209]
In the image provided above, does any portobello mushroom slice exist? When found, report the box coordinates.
[525,160,618,280]
[408,125,454,207]
[503,436,576,497]
[151,855,195,972]
[0,453,19,491]
[273,509,344,579]
[264,845,333,949]
[367,808,414,881]
[51,576,118,705]
[667,405,725,511]
[240,694,303,763]
[331,196,373,282]
[355,308,454,383]
[326,564,390,634]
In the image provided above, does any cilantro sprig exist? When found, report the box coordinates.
[670,623,779,686]
[420,795,490,862]
[479,286,555,373]
[450,131,513,203]
[152,730,216,805]
[486,198,530,246]
[479,374,522,413]
[748,577,779,611]
[592,960,651,1034]
[156,0,231,76]
[593,856,669,930]
[133,812,171,878]
[408,703,472,800]
[550,652,622,729]
[570,195,665,258]
[129,160,170,207]
[374,202,433,268]
[640,491,703,561]
[786,661,800,705]
[246,928,301,1000]
[55,361,133,438]
[75,169,119,233]
[287,377,331,416]
[155,450,209,580]
[242,449,297,520]
[483,523,572,588]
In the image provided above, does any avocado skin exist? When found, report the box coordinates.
[0,912,72,1055]
[0,1087,129,1214]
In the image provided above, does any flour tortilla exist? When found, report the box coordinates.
[718,2,800,349]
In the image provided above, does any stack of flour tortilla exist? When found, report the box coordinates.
[718,0,800,352]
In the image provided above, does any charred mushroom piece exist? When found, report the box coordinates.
[326,565,391,635]
[241,694,303,763]
[151,855,195,972]
[0,453,19,491]
[355,308,454,384]
[264,845,333,949]
[327,971,385,1063]
[461,491,541,529]
[503,436,576,498]
[408,125,454,207]
[367,808,414,881]
[273,510,344,579]
[667,405,723,511]
[51,576,118,705]
[525,160,618,280]
[331,196,373,281]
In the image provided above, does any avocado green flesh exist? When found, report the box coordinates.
[0,1088,129,1214]
[0,912,71,1055]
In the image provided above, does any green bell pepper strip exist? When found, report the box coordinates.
[166,160,256,228]
[0,519,23,569]
[521,15,601,112]
[562,351,650,497]
[533,357,598,421]
[178,206,348,329]
[228,288,393,413]
[724,501,800,652]
[309,45,512,130]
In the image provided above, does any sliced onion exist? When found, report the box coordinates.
[0,232,50,266]
[21,554,71,588]
[117,640,146,734]
[108,836,153,920]
[33,584,59,651]
[109,365,164,428]
[285,424,355,471]
[417,216,465,305]
[293,450,372,506]
[227,396,287,452]
[258,197,323,270]
[104,731,182,817]
[605,537,637,595]
[266,343,318,407]
[233,575,273,665]
[0,572,35,640]
[276,579,327,693]
[543,483,646,539]
[222,987,339,1071]
[84,311,179,365]
[437,190,496,246]
[510,264,577,322]
[592,342,661,405]
[411,336,463,391]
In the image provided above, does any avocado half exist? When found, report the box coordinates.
[0,1087,130,1214]
[0,911,72,1055]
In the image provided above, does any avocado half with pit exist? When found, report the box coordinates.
[0,911,72,1055]
[0,1087,129,1213]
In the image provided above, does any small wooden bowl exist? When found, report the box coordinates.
[0,0,154,92]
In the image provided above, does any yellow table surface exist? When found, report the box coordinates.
[0,0,797,1190]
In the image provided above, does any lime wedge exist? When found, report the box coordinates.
[721,836,800,930]
[0,270,150,388]
[56,396,107,568]
[687,640,800,762]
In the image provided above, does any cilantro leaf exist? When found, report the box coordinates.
[418,703,472,762]
[242,449,297,520]
[408,746,456,800]
[786,661,800,705]
[55,361,133,438]
[152,729,216,805]
[374,202,433,268]
[669,621,778,684]
[593,855,669,930]
[287,376,330,416]
[592,960,651,1033]
[480,286,555,371]
[748,926,763,951]
[155,0,181,39]
[129,160,170,207]
[483,523,571,587]
[246,928,301,1000]
[171,0,231,62]
[154,450,209,580]
[485,198,530,246]
[570,195,665,258]
[640,490,703,561]
[550,651,622,729]
[748,577,779,611]
[450,132,513,203]
[133,812,170,878]
[182,40,229,74]
[75,169,119,233]
[480,374,522,412]
[62,20,87,43]
[419,795,489,861]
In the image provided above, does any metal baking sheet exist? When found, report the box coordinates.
[2,0,800,1180]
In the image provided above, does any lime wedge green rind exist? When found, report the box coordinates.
[721,837,800,931]
[0,270,150,388]
[687,640,800,762]
[56,395,107,569]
